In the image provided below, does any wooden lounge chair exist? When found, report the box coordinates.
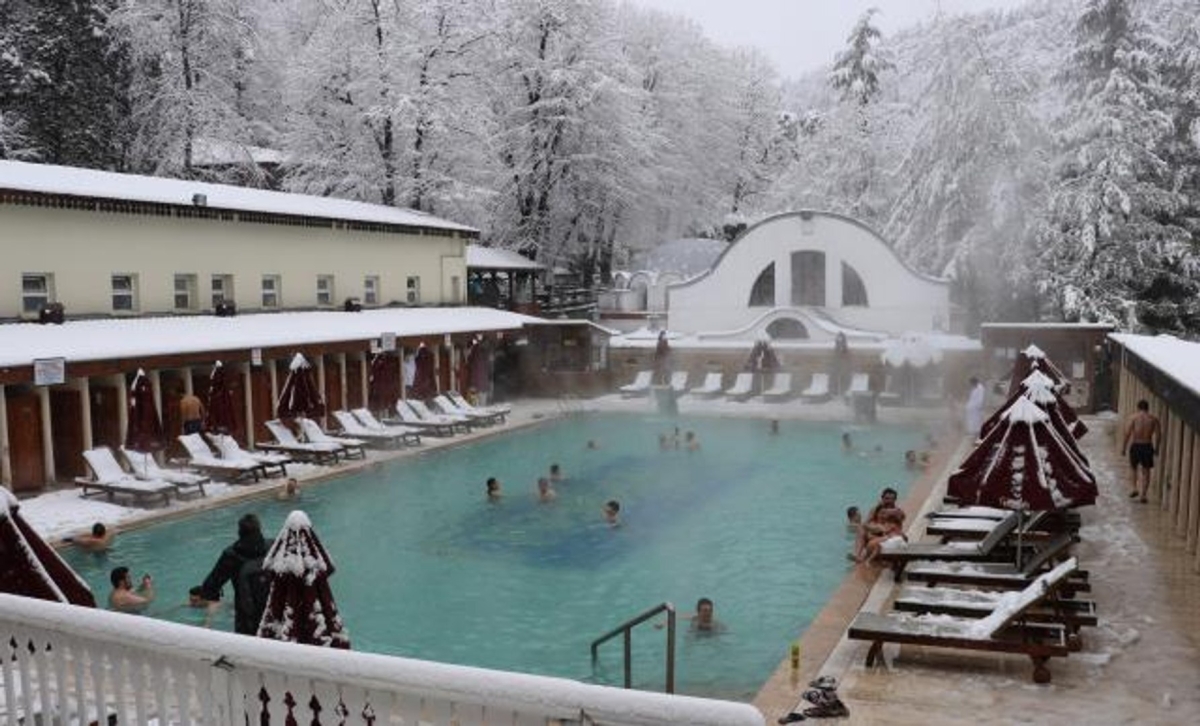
[446,391,510,419]
[352,408,425,443]
[874,513,1021,574]
[619,370,653,397]
[77,447,174,506]
[261,420,343,464]
[333,410,420,446]
[724,372,755,401]
[177,434,267,482]
[433,395,502,426]
[689,372,723,398]
[892,582,1097,643]
[205,434,291,477]
[393,400,458,436]
[120,447,209,498]
[297,418,367,459]
[407,399,474,433]
[904,533,1089,593]
[761,372,793,402]
[668,370,689,395]
[800,373,832,402]
[848,558,1080,683]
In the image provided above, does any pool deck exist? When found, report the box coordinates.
[21,394,1200,724]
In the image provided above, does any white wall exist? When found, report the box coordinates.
[1,204,468,319]
[667,212,949,336]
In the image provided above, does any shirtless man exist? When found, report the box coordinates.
[109,567,154,613]
[72,522,114,552]
[179,392,205,435]
[1122,399,1160,503]
[854,487,903,559]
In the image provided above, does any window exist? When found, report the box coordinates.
[790,250,826,307]
[841,262,869,306]
[406,276,420,304]
[748,263,775,307]
[363,275,379,305]
[111,274,138,312]
[766,318,809,339]
[21,273,53,314]
[174,274,197,310]
[450,275,461,303]
[317,275,335,306]
[262,275,281,309]
[211,274,234,308]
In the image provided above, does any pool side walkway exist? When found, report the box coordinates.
[755,415,1200,726]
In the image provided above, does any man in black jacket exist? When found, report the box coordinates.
[199,513,269,635]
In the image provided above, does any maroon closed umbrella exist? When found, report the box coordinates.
[205,360,239,436]
[1006,344,1070,396]
[411,344,437,400]
[368,353,400,414]
[124,368,164,453]
[980,371,1088,446]
[0,490,96,607]
[468,339,491,395]
[277,353,326,420]
[257,511,350,649]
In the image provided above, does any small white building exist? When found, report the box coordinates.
[667,211,951,342]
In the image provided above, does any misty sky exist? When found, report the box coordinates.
[626,0,1030,77]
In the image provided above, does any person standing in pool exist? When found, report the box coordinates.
[198,513,269,635]
[603,500,621,526]
[73,522,115,552]
[486,477,502,501]
[1122,399,1161,503]
[537,477,557,502]
[109,566,154,613]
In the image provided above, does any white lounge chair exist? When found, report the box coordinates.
[761,372,792,402]
[434,395,503,426]
[724,372,755,401]
[668,371,689,394]
[800,373,831,402]
[77,447,174,506]
[333,410,419,446]
[206,433,291,477]
[619,370,653,396]
[689,372,724,398]
[352,407,425,441]
[393,400,457,436]
[178,434,267,482]
[847,372,871,396]
[407,399,474,432]
[446,391,510,419]
[261,420,343,464]
[297,418,368,459]
[120,447,209,498]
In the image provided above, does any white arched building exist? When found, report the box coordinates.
[667,211,950,342]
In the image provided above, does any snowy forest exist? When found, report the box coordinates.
[1,0,1198,334]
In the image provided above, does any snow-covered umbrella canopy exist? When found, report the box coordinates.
[1006,345,1070,396]
[0,489,96,607]
[411,344,438,400]
[948,397,1097,510]
[124,368,164,453]
[367,352,400,413]
[880,334,944,369]
[979,372,1088,444]
[257,511,350,649]
[276,353,326,420]
[205,360,239,436]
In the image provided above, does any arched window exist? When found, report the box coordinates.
[766,318,809,340]
[748,263,775,307]
[791,251,826,306]
[841,262,868,307]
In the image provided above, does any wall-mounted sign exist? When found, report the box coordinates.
[251,348,263,367]
[33,357,66,386]
[381,332,396,352]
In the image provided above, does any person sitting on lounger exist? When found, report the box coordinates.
[855,487,904,559]
[858,508,907,564]
[72,522,115,552]
[487,477,502,501]
[109,566,154,613]
[537,477,557,503]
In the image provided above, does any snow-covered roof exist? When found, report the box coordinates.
[980,323,1115,330]
[1110,333,1200,400]
[465,245,544,270]
[0,161,477,234]
[0,308,541,368]
[630,237,728,278]
[191,137,289,167]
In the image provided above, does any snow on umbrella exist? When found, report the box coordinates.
[979,371,1088,444]
[0,489,96,607]
[880,334,943,369]
[256,511,350,649]
[411,344,437,400]
[1006,345,1070,396]
[653,331,671,384]
[124,368,164,453]
[204,360,239,436]
[276,353,326,420]
[367,352,400,413]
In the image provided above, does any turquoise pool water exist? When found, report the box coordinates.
[63,414,922,700]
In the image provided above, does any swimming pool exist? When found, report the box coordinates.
[63,414,922,700]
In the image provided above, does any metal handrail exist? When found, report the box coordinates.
[590,602,676,694]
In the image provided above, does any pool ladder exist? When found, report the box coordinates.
[589,602,676,694]
[557,393,585,417]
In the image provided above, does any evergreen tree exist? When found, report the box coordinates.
[0,1,36,159]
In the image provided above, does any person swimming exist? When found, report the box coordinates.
[603,500,621,526]
[537,477,557,502]
[486,477,502,501]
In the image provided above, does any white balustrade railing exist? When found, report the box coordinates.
[0,594,764,726]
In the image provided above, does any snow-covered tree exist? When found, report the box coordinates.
[0,1,35,159]
[830,7,893,108]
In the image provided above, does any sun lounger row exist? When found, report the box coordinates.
[76,447,209,506]
[616,370,867,402]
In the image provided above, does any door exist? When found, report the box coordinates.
[324,356,343,422]
[6,388,46,491]
[90,385,121,451]
[345,358,364,410]
[51,388,86,480]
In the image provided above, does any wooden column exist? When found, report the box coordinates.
[338,353,348,413]
[115,373,129,452]
[1177,426,1195,537]
[316,355,327,426]
[0,386,10,487]
[269,360,279,415]
[360,351,370,408]
[79,377,93,452]
[38,386,54,485]
[242,362,254,447]
[183,369,194,396]
[1187,429,1200,554]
